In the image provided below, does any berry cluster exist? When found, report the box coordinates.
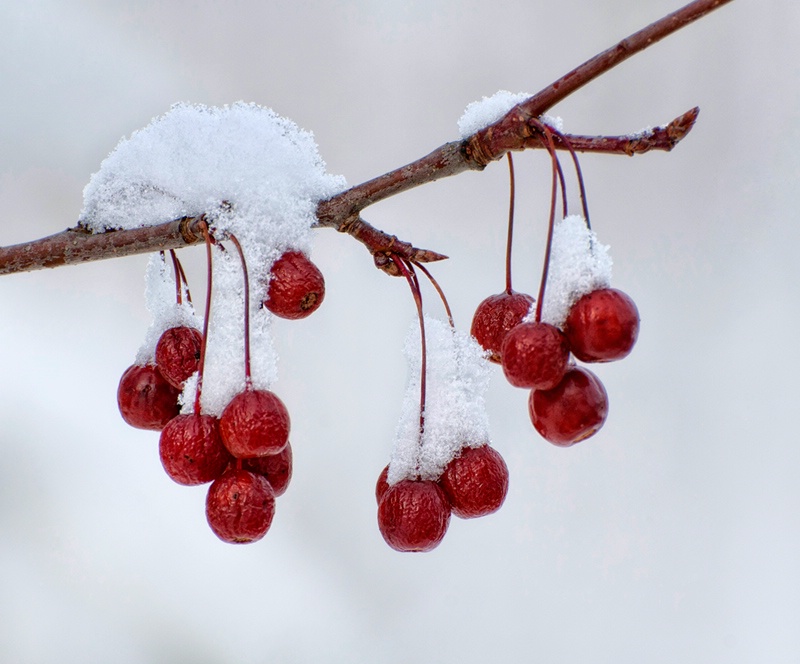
[117,240,323,544]
[471,127,640,447]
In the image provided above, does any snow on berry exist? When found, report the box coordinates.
[389,316,492,485]
[536,214,613,328]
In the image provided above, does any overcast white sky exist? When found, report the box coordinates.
[1,1,799,662]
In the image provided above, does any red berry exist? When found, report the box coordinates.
[219,389,290,458]
[564,288,640,363]
[155,326,203,388]
[241,441,293,497]
[501,321,570,389]
[377,480,451,552]
[529,367,608,447]
[375,465,390,504]
[265,251,325,320]
[206,468,276,544]
[439,445,509,519]
[470,290,535,363]
[117,364,180,431]
[159,414,232,485]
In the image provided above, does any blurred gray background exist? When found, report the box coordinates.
[1,1,798,662]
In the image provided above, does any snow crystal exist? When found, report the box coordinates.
[457,90,531,138]
[536,215,612,328]
[135,254,201,366]
[388,317,492,484]
[540,114,564,133]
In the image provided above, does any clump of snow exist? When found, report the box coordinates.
[81,102,346,243]
[536,215,612,327]
[388,317,492,484]
[180,245,279,417]
[135,254,201,366]
[88,102,345,415]
[457,90,531,138]
[629,125,655,139]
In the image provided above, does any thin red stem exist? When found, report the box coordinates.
[169,249,183,305]
[173,250,193,304]
[412,260,454,328]
[504,152,516,294]
[226,233,253,389]
[392,256,427,446]
[534,130,561,324]
[194,223,214,413]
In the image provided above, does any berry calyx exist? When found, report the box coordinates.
[155,326,203,388]
[206,468,276,544]
[529,366,608,446]
[219,389,291,458]
[438,445,509,519]
[564,288,640,363]
[117,364,180,431]
[470,290,535,363]
[377,479,451,552]
[241,440,293,497]
[500,321,570,390]
[159,413,232,485]
[265,250,325,320]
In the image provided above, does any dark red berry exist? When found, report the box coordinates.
[565,288,640,363]
[155,326,203,388]
[501,321,570,389]
[529,367,608,447]
[159,414,232,485]
[375,465,390,504]
[219,389,290,458]
[264,251,325,320]
[117,364,180,431]
[206,468,276,544]
[241,441,293,497]
[438,445,509,519]
[470,290,535,363]
[377,480,451,552]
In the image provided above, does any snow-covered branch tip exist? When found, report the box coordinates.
[0,0,732,277]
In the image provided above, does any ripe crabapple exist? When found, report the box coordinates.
[564,288,639,363]
[500,321,570,390]
[265,250,325,320]
[470,290,535,363]
[377,479,451,552]
[206,468,276,544]
[219,389,290,458]
[117,364,180,431]
[159,413,232,485]
[155,326,203,388]
[241,440,293,497]
[529,366,609,446]
[438,445,509,519]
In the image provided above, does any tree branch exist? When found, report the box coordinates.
[0,0,732,277]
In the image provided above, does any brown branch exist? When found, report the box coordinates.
[0,0,732,277]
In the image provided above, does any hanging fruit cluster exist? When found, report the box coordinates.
[471,121,640,447]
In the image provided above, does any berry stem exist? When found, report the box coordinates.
[194,222,214,414]
[411,260,454,329]
[534,128,561,324]
[226,233,253,390]
[504,152,516,294]
[392,256,427,449]
[169,249,183,305]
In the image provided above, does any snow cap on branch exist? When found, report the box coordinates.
[389,316,492,485]
[457,90,532,138]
